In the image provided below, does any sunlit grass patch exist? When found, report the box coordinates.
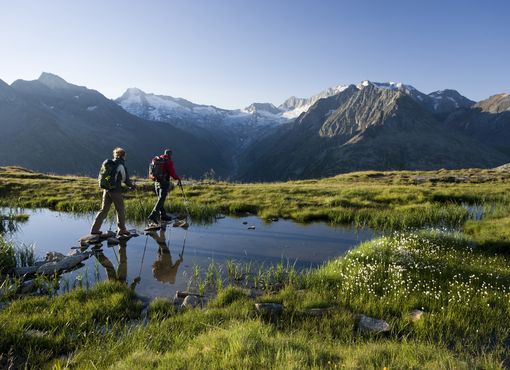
[70,320,476,369]
[0,281,141,368]
[309,231,510,357]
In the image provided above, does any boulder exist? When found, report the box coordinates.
[357,315,390,333]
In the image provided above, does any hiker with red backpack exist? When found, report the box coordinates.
[90,147,134,237]
[147,149,181,225]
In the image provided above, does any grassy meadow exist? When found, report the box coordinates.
[1,165,510,368]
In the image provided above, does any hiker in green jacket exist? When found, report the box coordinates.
[90,147,134,237]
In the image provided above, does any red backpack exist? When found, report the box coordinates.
[148,156,168,181]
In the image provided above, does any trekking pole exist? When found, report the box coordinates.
[180,227,188,257]
[137,233,149,278]
[178,181,192,225]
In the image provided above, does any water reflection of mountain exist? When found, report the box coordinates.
[147,227,183,284]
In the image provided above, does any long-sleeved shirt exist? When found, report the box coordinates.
[160,154,180,181]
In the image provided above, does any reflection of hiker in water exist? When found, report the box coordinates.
[147,227,183,284]
[94,240,140,290]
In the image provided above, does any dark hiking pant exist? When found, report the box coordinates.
[90,190,126,233]
[148,181,173,220]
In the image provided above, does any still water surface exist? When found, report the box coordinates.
[7,209,374,299]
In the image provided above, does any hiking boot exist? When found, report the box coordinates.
[117,229,131,237]
[160,214,173,222]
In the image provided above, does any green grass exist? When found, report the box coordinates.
[0,281,142,369]
[1,166,510,367]
[0,231,507,368]
[2,166,510,235]
[0,237,15,275]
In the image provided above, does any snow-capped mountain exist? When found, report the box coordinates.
[118,81,475,130]
[117,88,289,130]
[356,80,474,114]
[279,85,350,119]
[1,71,508,181]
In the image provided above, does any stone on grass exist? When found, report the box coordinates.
[181,295,201,309]
[175,290,201,299]
[304,307,335,317]
[358,315,390,333]
[25,329,46,338]
[20,280,37,294]
[409,309,424,322]
[255,303,283,315]
[240,288,264,299]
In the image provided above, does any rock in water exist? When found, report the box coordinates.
[14,266,39,276]
[36,253,89,275]
[107,237,119,245]
[45,251,66,262]
[79,234,101,245]
[79,231,116,245]
[358,315,390,333]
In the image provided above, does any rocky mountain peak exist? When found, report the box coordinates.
[475,93,510,114]
[37,72,74,89]
[0,79,16,101]
[279,84,351,119]
[243,102,281,115]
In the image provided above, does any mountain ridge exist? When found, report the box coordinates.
[1,72,509,181]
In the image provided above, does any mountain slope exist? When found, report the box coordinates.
[0,73,228,177]
[237,84,508,181]
[445,93,510,156]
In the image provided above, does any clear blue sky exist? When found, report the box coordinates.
[1,0,509,109]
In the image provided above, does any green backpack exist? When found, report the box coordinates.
[98,159,119,190]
